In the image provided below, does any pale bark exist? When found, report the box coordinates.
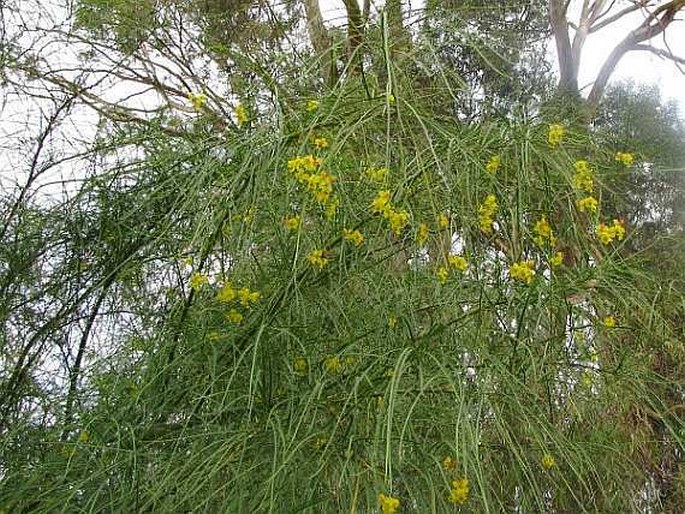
[549,0,685,113]
[302,0,337,87]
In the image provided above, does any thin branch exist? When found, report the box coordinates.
[633,43,685,67]
[590,2,643,33]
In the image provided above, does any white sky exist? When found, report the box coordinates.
[320,0,685,107]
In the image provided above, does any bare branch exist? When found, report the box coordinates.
[590,2,643,33]
[633,43,685,67]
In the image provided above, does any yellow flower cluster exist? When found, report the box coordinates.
[548,123,565,147]
[293,357,308,376]
[448,478,470,504]
[448,254,468,272]
[238,287,261,306]
[485,155,501,174]
[306,99,320,112]
[509,260,536,284]
[313,137,328,150]
[288,155,337,214]
[371,190,410,236]
[324,355,354,374]
[287,155,322,176]
[189,272,209,291]
[416,223,429,244]
[533,215,556,247]
[478,194,498,234]
[436,266,449,284]
[378,493,400,514]
[187,92,207,111]
[541,453,555,470]
[442,456,457,470]
[235,104,248,127]
[342,228,364,247]
[576,196,598,213]
[438,213,449,229]
[307,249,328,269]
[215,283,260,324]
[437,254,469,283]
[283,215,302,231]
[572,160,594,192]
[595,219,625,245]
[226,309,243,324]
[615,151,634,166]
[550,251,564,267]
[602,315,616,328]
[366,166,389,182]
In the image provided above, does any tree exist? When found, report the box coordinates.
[0,1,684,512]
[549,0,685,113]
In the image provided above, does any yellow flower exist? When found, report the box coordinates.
[293,357,308,376]
[238,287,260,307]
[438,213,449,229]
[378,493,400,514]
[448,478,470,504]
[533,215,556,247]
[305,170,336,205]
[324,356,343,374]
[226,309,243,324]
[388,315,398,329]
[372,190,392,215]
[548,123,565,147]
[366,166,389,182]
[188,92,207,111]
[190,272,209,290]
[509,260,536,284]
[448,254,468,272]
[313,137,328,150]
[478,194,498,234]
[235,103,248,127]
[387,209,409,236]
[287,154,322,175]
[306,99,320,112]
[485,155,501,174]
[387,93,395,105]
[550,252,564,268]
[576,196,598,213]
[442,456,456,470]
[325,197,339,220]
[611,219,626,240]
[615,151,634,166]
[78,431,90,443]
[216,283,236,303]
[283,215,302,231]
[580,371,593,389]
[541,453,555,470]
[307,249,328,269]
[602,315,616,328]
[572,160,594,192]
[342,228,364,247]
[416,223,429,244]
[437,266,449,284]
[595,219,625,245]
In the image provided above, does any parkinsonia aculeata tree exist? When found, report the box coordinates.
[0,1,684,512]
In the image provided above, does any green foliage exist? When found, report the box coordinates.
[1,2,684,513]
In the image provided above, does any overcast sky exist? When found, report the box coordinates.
[319,0,685,108]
